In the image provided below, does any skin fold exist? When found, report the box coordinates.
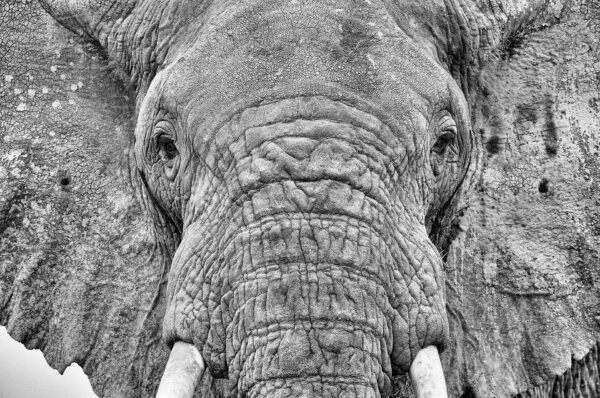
[41,0,474,396]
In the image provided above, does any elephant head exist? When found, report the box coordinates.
[41,1,475,396]
[2,0,598,397]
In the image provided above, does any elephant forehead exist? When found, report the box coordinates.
[155,0,453,128]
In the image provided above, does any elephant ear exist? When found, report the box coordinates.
[0,3,226,397]
[384,0,563,91]
[0,2,177,397]
[39,0,197,93]
[440,2,600,397]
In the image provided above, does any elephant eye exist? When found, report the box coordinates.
[157,135,178,161]
[432,131,456,155]
[151,121,180,181]
[432,115,458,155]
[431,115,459,177]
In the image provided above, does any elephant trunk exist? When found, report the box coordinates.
[163,97,449,396]
[229,245,393,397]
[202,212,397,396]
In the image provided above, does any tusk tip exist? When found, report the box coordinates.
[156,342,205,398]
[409,345,448,398]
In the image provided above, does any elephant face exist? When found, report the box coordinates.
[130,1,472,395]
[15,1,600,398]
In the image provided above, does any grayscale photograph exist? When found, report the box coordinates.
[0,0,599,397]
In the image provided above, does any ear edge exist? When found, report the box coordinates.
[40,0,173,92]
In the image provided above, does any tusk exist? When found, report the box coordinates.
[156,341,205,398]
[409,345,448,398]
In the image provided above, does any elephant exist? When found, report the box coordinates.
[0,0,599,397]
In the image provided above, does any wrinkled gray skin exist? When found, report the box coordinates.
[2,0,597,396]
[133,3,471,395]
[33,0,540,396]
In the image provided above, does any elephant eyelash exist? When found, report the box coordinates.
[152,132,180,181]
[432,131,456,155]
[150,120,179,160]
[155,134,179,161]
[438,114,457,132]
[432,115,458,156]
